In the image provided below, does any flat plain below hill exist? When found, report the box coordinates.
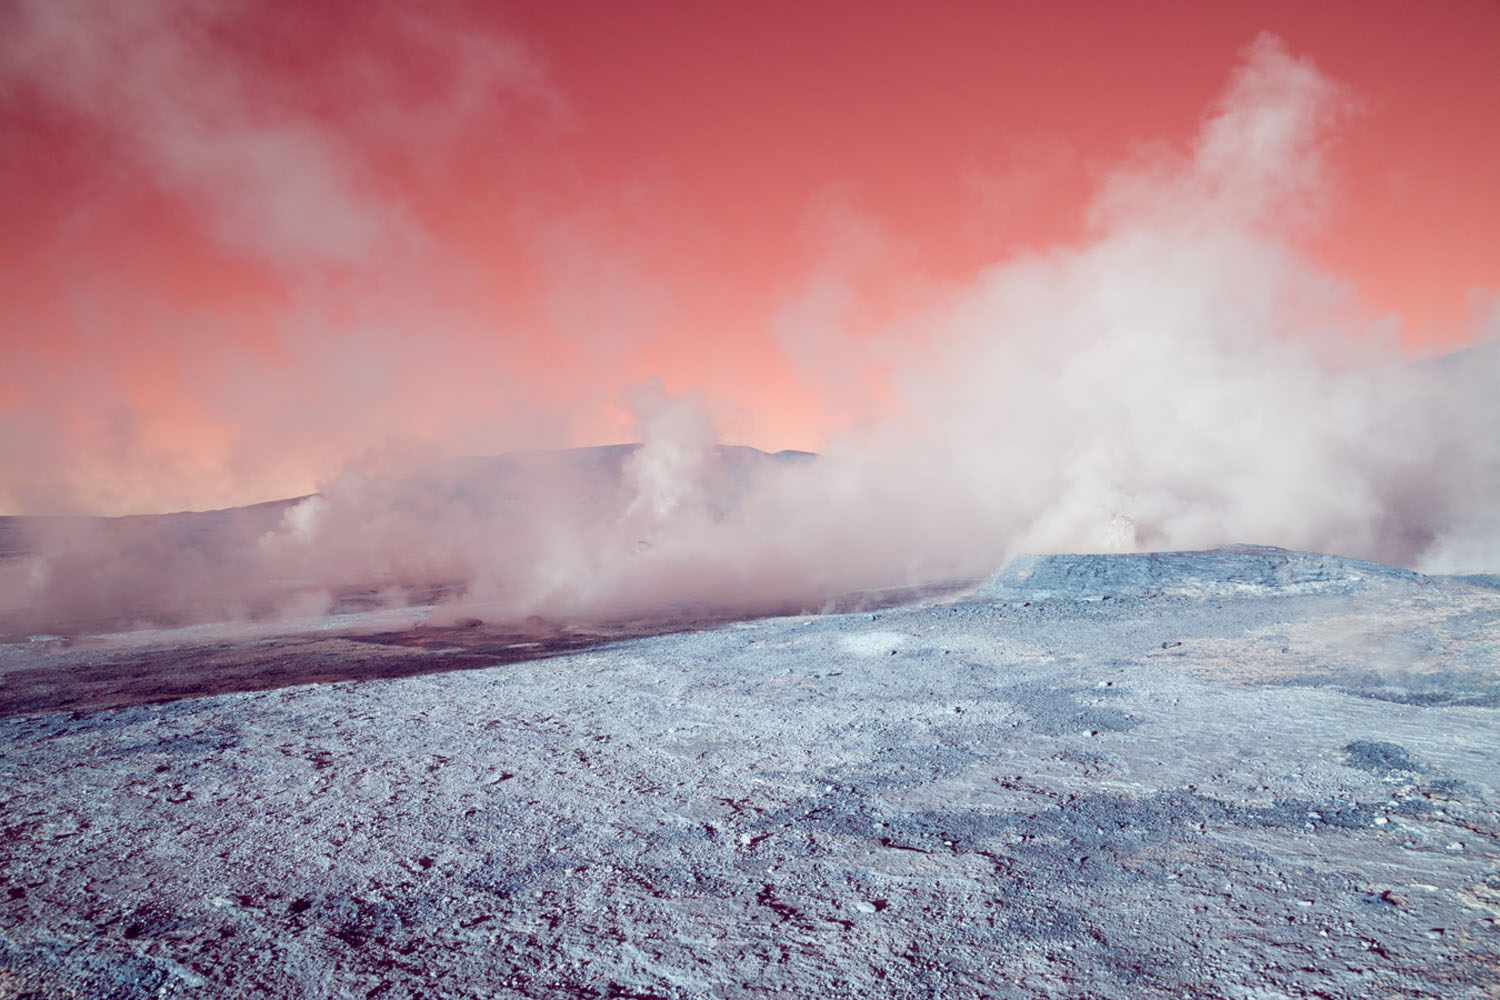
[1,548,1498,999]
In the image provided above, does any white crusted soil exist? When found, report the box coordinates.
[2,552,1497,999]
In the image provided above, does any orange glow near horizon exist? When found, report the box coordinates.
[2,0,1497,514]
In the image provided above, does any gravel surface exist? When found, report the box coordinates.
[2,549,1497,999]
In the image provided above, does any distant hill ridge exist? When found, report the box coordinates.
[0,444,816,560]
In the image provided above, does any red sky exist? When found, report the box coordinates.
[2,0,1497,514]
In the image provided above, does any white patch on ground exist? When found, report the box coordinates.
[838,630,907,656]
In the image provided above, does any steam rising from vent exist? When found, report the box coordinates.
[2,33,1498,636]
[623,381,723,527]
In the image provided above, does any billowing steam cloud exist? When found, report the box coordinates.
[2,31,1497,635]
[0,0,573,514]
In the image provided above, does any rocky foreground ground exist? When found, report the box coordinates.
[1,549,1498,999]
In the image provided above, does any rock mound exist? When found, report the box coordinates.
[978,545,1430,601]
